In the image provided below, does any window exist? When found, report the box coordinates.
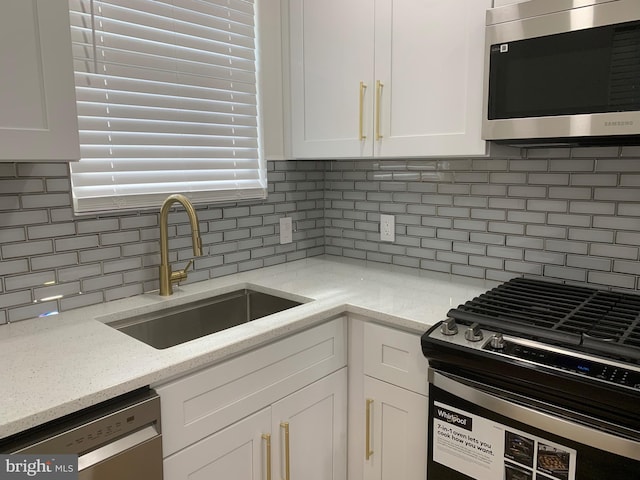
[68,0,266,214]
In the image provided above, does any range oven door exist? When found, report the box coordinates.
[427,369,639,480]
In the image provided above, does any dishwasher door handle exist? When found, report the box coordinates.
[78,425,160,471]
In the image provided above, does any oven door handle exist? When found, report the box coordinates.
[429,369,639,461]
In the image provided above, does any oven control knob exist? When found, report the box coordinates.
[440,318,458,336]
[464,323,483,342]
[490,333,505,350]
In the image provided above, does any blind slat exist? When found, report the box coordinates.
[69,0,265,215]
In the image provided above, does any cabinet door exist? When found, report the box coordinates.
[374,0,491,157]
[288,0,374,158]
[163,408,271,480]
[0,0,79,161]
[363,376,428,480]
[272,368,348,480]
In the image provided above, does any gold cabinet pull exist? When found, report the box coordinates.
[365,398,374,460]
[262,433,272,480]
[375,80,384,140]
[359,81,367,140]
[280,422,290,480]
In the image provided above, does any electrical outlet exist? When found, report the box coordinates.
[380,214,395,242]
[280,217,293,244]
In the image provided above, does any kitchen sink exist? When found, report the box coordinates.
[107,289,305,349]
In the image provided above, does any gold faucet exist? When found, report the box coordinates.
[159,194,203,296]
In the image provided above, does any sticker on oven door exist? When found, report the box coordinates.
[500,44,509,53]
[432,401,576,480]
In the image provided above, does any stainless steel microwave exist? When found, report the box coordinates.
[482,0,640,146]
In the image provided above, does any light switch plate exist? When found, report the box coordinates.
[380,214,395,242]
[280,217,293,244]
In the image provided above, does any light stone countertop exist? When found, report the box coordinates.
[0,256,501,440]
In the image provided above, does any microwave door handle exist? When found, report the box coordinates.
[429,369,638,461]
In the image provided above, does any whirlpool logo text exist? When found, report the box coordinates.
[435,407,474,432]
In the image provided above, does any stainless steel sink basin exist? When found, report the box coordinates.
[108,289,304,349]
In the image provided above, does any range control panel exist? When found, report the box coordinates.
[485,340,640,391]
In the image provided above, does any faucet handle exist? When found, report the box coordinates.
[183,259,194,273]
[171,259,195,285]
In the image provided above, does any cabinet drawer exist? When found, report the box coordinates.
[156,317,347,456]
[363,322,428,396]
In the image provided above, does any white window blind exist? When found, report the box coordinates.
[68,0,266,214]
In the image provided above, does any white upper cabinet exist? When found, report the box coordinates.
[0,0,79,162]
[288,0,375,158]
[287,0,492,159]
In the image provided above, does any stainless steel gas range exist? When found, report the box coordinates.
[421,277,640,480]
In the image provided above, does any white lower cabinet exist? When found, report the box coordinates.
[163,369,347,480]
[349,319,429,480]
[163,407,271,480]
[363,376,428,480]
[272,369,348,480]
[156,317,348,480]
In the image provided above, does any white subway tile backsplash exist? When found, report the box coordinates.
[545,240,588,255]
[9,301,59,322]
[588,271,635,289]
[0,291,32,309]
[6,152,640,323]
[548,187,592,200]
[28,223,76,240]
[508,185,547,198]
[569,201,615,215]
[616,204,640,216]
[83,274,124,292]
[594,188,640,201]
[547,214,590,227]
[79,246,121,263]
[595,159,640,172]
[487,245,523,260]
[490,172,527,184]
[21,193,71,209]
[528,173,569,185]
[613,260,640,275]
[0,210,48,227]
[590,244,638,260]
[31,252,78,271]
[58,264,102,283]
[76,218,120,234]
[0,259,29,276]
[526,200,567,213]
[616,231,640,246]
[2,240,52,258]
[566,255,611,272]
[5,271,56,291]
[544,265,586,282]
[526,225,566,239]
[60,291,104,311]
[571,174,618,186]
[593,216,640,231]
[0,179,44,194]
[568,228,614,243]
[526,250,565,265]
[504,260,542,275]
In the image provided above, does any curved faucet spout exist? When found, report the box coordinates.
[159,194,203,296]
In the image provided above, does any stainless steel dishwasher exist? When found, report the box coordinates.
[0,388,162,480]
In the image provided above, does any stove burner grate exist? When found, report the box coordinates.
[448,277,640,362]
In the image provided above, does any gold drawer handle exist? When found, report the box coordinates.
[375,80,384,140]
[262,433,272,480]
[366,398,374,459]
[281,422,290,480]
[359,81,367,140]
